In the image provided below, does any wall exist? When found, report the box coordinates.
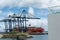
[48,14,60,40]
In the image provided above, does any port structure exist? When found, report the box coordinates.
[0,10,40,32]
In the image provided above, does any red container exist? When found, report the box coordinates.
[36,27,44,32]
[27,27,44,33]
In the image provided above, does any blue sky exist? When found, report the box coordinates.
[0,0,60,32]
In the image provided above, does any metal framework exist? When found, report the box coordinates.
[0,10,40,32]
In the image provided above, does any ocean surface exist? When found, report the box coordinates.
[0,35,48,40]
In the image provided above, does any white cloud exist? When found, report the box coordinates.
[48,0,60,13]
[40,18,48,31]
[0,0,49,9]
[0,22,5,32]
[41,18,48,26]
[7,11,14,16]
[18,0,49,8]
[18,0,35,6]
[0,11,2,14]
[2,0,60,9]
[40,0,49,8]
[0,0,19,8]
[28,7,34,15]
[27,19,42,27]
[0,11,14,20]
[0,10,3,15]
[48,0,60,7]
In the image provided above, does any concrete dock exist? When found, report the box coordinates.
[0,31,48,35]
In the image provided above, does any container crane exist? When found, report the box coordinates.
[0,9,40,32]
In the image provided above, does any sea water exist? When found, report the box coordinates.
[0,35,48,40]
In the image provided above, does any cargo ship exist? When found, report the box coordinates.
[12,24,44,33]
[26,24,44,33]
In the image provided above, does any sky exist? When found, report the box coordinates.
[0,0,60,32]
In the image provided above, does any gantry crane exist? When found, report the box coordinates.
[0,9,40,32]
